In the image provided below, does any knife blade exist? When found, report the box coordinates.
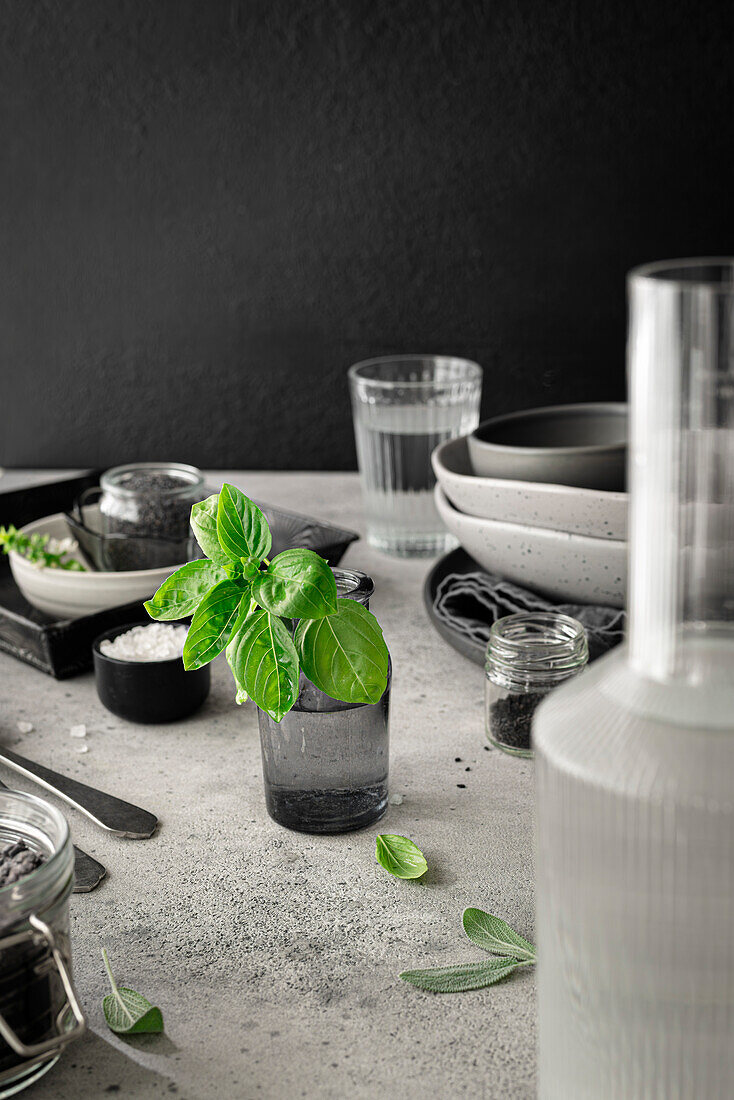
[0,746,158,838]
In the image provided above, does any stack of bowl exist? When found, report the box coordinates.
[432,403,628,608]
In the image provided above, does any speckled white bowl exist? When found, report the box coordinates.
[432,436,628,540]
[8,513,175,620]
[435,485,627,607]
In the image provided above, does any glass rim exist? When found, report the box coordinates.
[100,462,205,498]
[0,788,71,903]
[628,257,734,292]
[348,355,483,389]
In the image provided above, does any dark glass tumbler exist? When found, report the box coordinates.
[257,569,390,833]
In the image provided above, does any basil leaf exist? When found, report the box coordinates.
[144,560,226,621]
[102,950,164,1034]
[182,580,246,670]
[295,599,388,705]
[227,608,299,722]
[462,909,536,961]
[216,483,272,563]
[375,834,427,879]
[251,549,338,619]
[400,958,519,994]
[190,495,229,565]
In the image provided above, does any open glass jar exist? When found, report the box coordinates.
[0,791,85,1097]
[485,612,588,758]
[258,568,390,833]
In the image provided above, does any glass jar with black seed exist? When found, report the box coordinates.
[0,790,85,1097]
[485,612,588,758]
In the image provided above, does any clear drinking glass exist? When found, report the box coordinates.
[534,260,734,1098]
[257,569,390,834]
[349,356,482,557]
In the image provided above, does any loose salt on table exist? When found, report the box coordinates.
[99,623,188,662]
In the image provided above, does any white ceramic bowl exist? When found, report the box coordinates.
[435,485,627,607]
[433,436,628,540]
[8,514,176,620]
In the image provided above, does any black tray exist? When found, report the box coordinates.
[0,472,359,679]
[423,547,487,668]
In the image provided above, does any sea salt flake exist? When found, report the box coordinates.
[16,721,34,734]
[75,744,89,753]
[389,793,404,806]
[70,725,87,738]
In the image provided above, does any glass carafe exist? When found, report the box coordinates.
[534,260,734,1099]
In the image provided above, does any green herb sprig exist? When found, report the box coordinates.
[400,908,536,993]
[0,525,85,570]
[102,949,164,1034]
[145,484,389,722]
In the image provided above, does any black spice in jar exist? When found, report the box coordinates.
[488,691,547,752]
[0,841,58,1075]
[101,470,198,541]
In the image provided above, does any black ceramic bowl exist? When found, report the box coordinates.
[92,623,210,724]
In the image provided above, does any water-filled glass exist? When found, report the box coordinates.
[349,356,482,557]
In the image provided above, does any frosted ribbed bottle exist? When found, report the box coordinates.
[534,260,734,1099]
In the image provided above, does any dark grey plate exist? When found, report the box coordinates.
[423,547,486,667]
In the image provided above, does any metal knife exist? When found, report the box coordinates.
[0,776,107,892]
[0,746,158,839]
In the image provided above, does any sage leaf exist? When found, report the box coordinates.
[252,549,338,619]
[375,834,428,879]
[400,958,519,994]
[217,483,272,563]
[102,949,164,1034]
[145,560,227,621]
[227,608,299,722]
[190,495,229,565]
[462,908,536,961]
[295,599,388,705]
[182,580,246,670]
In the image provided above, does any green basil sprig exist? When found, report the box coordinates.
[145,483,389,722]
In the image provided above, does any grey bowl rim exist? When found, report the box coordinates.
[469,401,628,457]
[433,434,629,501]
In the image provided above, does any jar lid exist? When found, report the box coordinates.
[486,611,589,689]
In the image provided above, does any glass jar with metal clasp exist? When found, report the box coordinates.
[0,790,85,1097]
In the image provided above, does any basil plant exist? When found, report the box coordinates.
[145,484,389,722]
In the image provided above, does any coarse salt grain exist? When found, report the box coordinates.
[17,721,33,734]
[69,725,86,738]
[100,623,188,663]
[75,744,89,753]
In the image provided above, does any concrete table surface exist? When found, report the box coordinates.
[0,471,535,1099]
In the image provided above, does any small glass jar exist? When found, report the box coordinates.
[0,790,85,1097]
[485,612,588,758]
[99,462,206,542]
[258,568,390,833]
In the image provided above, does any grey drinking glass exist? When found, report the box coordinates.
[257,569,390,834]
[349,356,482,557]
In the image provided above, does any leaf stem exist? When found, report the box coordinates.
[102,948,119,996]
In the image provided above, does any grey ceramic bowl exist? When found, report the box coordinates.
[468,402,628,490]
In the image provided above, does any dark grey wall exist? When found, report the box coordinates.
[1,0,732,470]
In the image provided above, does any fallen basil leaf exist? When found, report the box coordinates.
[182,580,246,670]
[227,607,299,722]
[216,483,271,563]
[145,560,226,621]
[295,599,388,705]
[102,949,164,1034]
[462,908,536,961]
[190,495,230,565]
[400,958,519,993]
[375,834,428,879]
[252,548,338,619]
